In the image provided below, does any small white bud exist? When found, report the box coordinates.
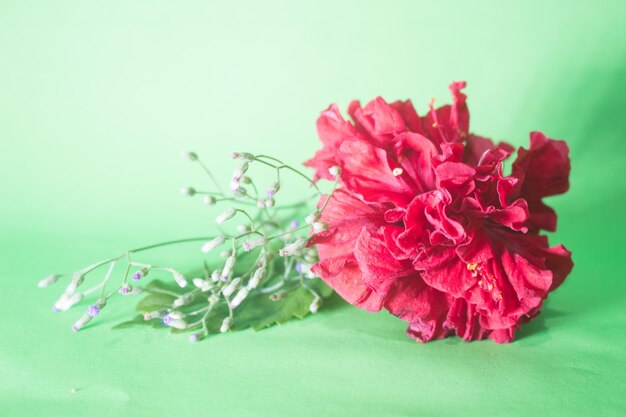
[180,150,198,161]
[143,310,164,320]
[164,318,188,330]
[279,239,307,257]
[54,292,84,311]
[192,278,212,291]
[230,178,241,193]
[313,221,329,233]
[189,331,205,343]
[230,288,249,308]
[221,255,236,280]
[71,314,93,332]
[169,269,188,288]
[208,294,220,305]
[264,198,275,208]
[118,283,137,295]
[257,199,265,208]
[173,294,193,307]
[220,317,233,333]
[201,236,225,253]
[167,310,185,320]
[266,182,280,198]
[305,212,321,225]
[38,274,61,288]
[215,208,236,224]
[180,187,196,197]
[247,267,266,290]
[202,195,217,205]
[220,249,233,258]
[65,273,85,294]
[233,162,249,180]
[242,237,267,252]
[329,166,341,177]
[222,277,242,297]
[232,152,254,161]
[211,270,221,282]
[236,224,249,234]
[309,297,323,313]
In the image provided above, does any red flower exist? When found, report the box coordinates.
[306,82,573,343]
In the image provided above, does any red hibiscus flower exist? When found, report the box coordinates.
[306,82,573,343]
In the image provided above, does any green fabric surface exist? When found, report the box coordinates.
[1,1,625,416]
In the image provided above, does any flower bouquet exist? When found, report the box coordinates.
[41,82,573,343]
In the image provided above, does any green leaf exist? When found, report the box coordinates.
[235,279,334,331]
[112,314,163,330]
[135,292,176,312]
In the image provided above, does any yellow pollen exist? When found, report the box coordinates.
[392,167,403,176]
[466,263,478,271]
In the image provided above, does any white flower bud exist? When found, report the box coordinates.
[143,310,165,320]
[215,208,236,224]
[189,331,205,343]
[266,182,280,198]
[220,317,233,333]
[221,255,236,280]
[180,150,198,161]
[208,294,220,305]
[65,273,85,294]
[167,310,185,320]
[236,224,249,234]
[313,221,329,233]
[247,267,266,289]
[169,269,188,288]
[305,212,321,225]
[222,277,242,297]
[118,283,136,295]
[230,288,249,308]
[180,187,196,197]
[201,236,225,253]
[279,239,307,257]
[220,249,233,257]
[164,318,188,330]
[202,195,217,205]
[65,292,84,309]
[264,198,275,208]
[173,294,193,307]
[38,274,61,288]
[71,314,93,332]
[230,179,241,193]
[232,152,254,161]
[257,199,265,208]
[329,166,341,177]
[242,237,267,252]
[233,162,249,180]
[54,292,84,311]
[192,278,212,291]
[211,270,221,282]
[309,297,323,313]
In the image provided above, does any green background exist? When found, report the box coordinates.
[1,1,625,416]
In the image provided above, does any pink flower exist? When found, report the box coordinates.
[307,82,573,343]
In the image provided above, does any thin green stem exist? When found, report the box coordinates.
[196,159,223,194]
[253,156,322,194]
[98,261,117,299]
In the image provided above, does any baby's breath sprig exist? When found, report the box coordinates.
[41,151,340,342]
